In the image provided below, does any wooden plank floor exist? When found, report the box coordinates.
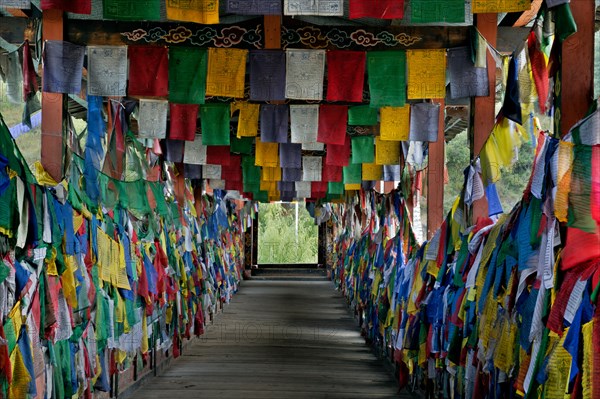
[124,280,407,398]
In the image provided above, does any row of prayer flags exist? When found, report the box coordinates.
[42,42,488,104]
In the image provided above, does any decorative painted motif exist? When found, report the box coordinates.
[282,26,422,49]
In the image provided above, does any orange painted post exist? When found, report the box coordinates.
[427,99,445,239]
[263,15,281,49]
[471,13,497,223]
[559,0,595,136]
[41,9,64,182]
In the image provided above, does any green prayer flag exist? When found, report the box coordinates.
[343,163,362,184]
[351,136,374,164]
[328,181,344,195]
[103,0,161,20]
[148,181,170,217]
[231,136,254,154]
[201,104,231,146]
[254,190,269,202]
[169,47,207,104]
[410,0,464,23]
[348,105,378,126]
[367,51,406,108]
[568,145,595,233]
[117,180,151,217]
[554,3,577,42]
[243,182,260,193]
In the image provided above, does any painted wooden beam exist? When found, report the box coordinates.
[470,13,497,223]
[263,15,281,49]
[560,0,595,136]
[427,99,445,239]
[41,9,64,182]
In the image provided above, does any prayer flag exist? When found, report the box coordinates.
[166,0,219,24]
[169,103,198,141]
[249,50,286,101]
[206,48,248,98]
[127,46,168,96]
[169,47,207,104]
[42,41,85,94]
[87,46,128,97]
[285,49,325,100]
[349,0,404,19]
[380,106,410,141]
[351,136,375,164]
[407,49,446,99]
[260,104,289,143]
[201,103,231,146]
[317,105,348,145]
[367,51,406,107]
[326,50,365,102]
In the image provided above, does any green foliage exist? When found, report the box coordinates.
[258,202,318,264]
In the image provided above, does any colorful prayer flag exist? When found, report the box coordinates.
[317,105,348,145]
[165,0,219,24]
[367,51,406,107]
[407,49,446,99]
[169,103,198,141]
[127,46,168,97]
[285,49,325,100]
[249,50,286,101]
[201,104,231,146]
[351,136,375,164]
[169,47,207,104]
[326,50,365,103]
[206,48,248,99]
[42,41,85,94]
[380,106,410,141]
[349,0,404,19]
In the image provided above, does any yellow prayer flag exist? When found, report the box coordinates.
[165,0,219,24]
[380,106,410,141]
[9,346,31,399]
[472,0,530,13]
[345,183,361,191]
[261,166,282,182]
[255,138,279,167]
[407,49,446,99]
[362,163,382,181]
[33,161,58,186]
[260,180,277,192]
[231,102,259,137]
[206,48,248,98]
[375,137,401,165]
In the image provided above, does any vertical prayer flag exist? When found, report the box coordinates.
[348,105,378,126]
[231,102,259,138]
[407,49,446,99]
[279,143,302,169]
[225,0,281,14]
[169,104,198,141]
[295,181,312,198]
[447,46,489,99]
[326,50,366,103]
[163,139,184,163]
[302,142,324,151]
[349,0,404,19]
[472,0,530,13]
[87,46,128,96]
[317,105,348,145]
[230,136,254,155]
[409,102,440,142]
[127,46,168,97]
[380,106,410,141]
[262,166,282,182]
[343,163,361,184]
[375,137,400,165]
[260,104,289,143]
[206,146,232,166]
[41,0,90,13]
[362,163,382,181]
[290,105,319,144]
[302,156,323,181]
[42,41,85,94]
[183,135,208,165]
[284,0,343,16]
[282,168,302,182]
[201,104,231,146]
[166,0,219,24]
[255,138,279,167]
[383,164,400,181]
[249,50,286,101]
[325,135,351,166]
[203,164,222,180]
[103,0,160,20]
[351,136,375,164]
[206,48,248,98]
[285,49,325,100]
[322,164,342,182]
[410,0,464,23]
[169,47,207,104]
[138,99,168,139]
[327,181,344,195]
[367,51,406,107]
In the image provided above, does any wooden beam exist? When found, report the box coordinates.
[560,0,595,136]
[427,99,445,239]
[470,13,497,223]
[41,9,64,182]
[263,15,281,49]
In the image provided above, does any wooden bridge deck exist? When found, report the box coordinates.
[124,280,405,398]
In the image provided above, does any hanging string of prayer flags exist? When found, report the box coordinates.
[447,46,489,99]
[410,0,464,23]
[201,104,230,146]
[42,41,85,94]
[367,51,407,107]
[249,50,286,101]
[348,106,378,126]
[165,0,219,24]
[87,46,127,96]
[255,138,279,167]
[169,104,198,141]
[349,0,404,19]
[409,102,440,142]
[375,137,400,165]
[41,0,90,14]
[184,136,207,165]
[103,0,160,20]
[407,49,446,100]
[225,0,281,15]
[279,143,302,169]
[284,0,343,16]
[169,47,207,104]
[317,105,348,145]
[260,105,289,143]
[127,46,168,97]
[285,49,325,100]
[206,48,248,99]
[472,0,531,13]
[290,105,319,144]
[343,163,361,184]
[380,106,410,141]
[326,50,366,103]
[302,156,323,182]
[137,100,168,139]
[231,102,259,138]
[351,136,375,164]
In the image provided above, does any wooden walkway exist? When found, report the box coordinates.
[124,280,404,398]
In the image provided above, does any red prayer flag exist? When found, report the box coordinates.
[325,135,350,166]
[41,0,91,14]
[206,145,232,166]
[169,103,198,141]
[128,46,168,97]
[225,180,243,191]
[318,104,348,145]
[349,0,404,19]
[326,50,365,103]
[322,164,343,182]
[22,40,38,99]
[527,31,549,113]
[311,181,327,199]
[222,155,242,181]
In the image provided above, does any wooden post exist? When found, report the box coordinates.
[426,100,445,239]
[318,222,326,267]
[559,0,595,136]
[470,13,498,223]
[41,9,64,182]
[263,15,281,49]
